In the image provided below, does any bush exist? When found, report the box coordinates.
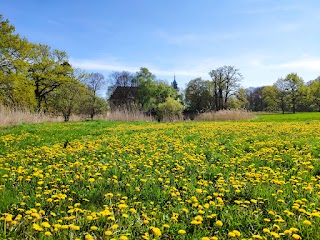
[157,97,184,122]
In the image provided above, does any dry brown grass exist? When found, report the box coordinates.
[0,106,86,126]
[102,109,155,122]
[195,109,255,121]
[0,106,58,126]
[0,106,155,126]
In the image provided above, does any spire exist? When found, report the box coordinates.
[172,74,178,90]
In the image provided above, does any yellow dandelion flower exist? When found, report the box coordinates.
[85,234,94,240]
[32,223,43,231]
[90,226,98,230]
[215,220,223,227]
[292,234,302,240]
[151,227,162,236]
[41,222,51,228]
[303,220,311,226]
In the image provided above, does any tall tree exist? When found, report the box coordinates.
[228,87,249,109]
[274,78,289,114]
[246,87,265,111]
[308,78,320,111]
[284,73,304,113]
[82,72,106,119]
[209,66,242,110]
[134,67,177,112]
[262,85,279,112]
[185,78,212,113]
[28,44,73,112]
[50,69,87,121]
[0,15,33,108]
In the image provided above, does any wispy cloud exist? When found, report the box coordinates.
[276,58,320,71]
[240,4,300,15]
[70,58,138,73]
[155,31,237,45]
[251,56,320,71]
[70,53,320,88]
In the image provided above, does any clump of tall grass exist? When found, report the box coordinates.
[0,106,60,126]
[195,109,255,121]
[103,109,155,122]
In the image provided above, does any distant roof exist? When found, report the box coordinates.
[109,86,139,100]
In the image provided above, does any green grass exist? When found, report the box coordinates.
[0,119,319,239]
[253,112,320,122]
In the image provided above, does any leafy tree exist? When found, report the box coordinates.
[308,78,320,111]
[157,97,184,121]
[0,15,33,108]
[185,78,212,112]
[228,87,249,109]
[246,87,265,111]
[209,66,242,110]
[82,72,106,119]
[27,44,73,112]
[50,69,88,121]
[134,68,177,112]
[284,73,304,113]
[262,85,280,112]
[273,78,289,114]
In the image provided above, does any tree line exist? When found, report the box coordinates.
[185,69,320,114]
[1,15,183,121]
[0,15,110,121]
[1,14,319,123]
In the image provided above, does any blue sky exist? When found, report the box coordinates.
[2,0,320,89]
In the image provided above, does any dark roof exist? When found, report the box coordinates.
[109,86,139,101]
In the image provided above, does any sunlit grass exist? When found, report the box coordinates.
[254,112,320,122]
[0,120,319,239]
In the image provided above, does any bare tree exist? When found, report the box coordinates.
[209,66,242,110]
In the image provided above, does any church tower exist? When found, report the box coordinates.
[172,74,178,90]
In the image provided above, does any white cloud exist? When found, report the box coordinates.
[70,58,139,73]
[251,57,320,72]
[70,54,320,89]
[277,58,320,71]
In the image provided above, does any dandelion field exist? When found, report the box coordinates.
[0,119,319,239]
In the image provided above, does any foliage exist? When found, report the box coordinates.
[228,87,249,109]
[284,73,304,113]
[49,79,87,122]
[28,44,74,112]
[308,79,320,111]
[81,72,107,119]
[0,15,108,118]
[0,120,319,239]
[157,97,184,121]
[246,87,265,111]
[185,78,212,112]
[0,15,34,108]
[135,68,178,112]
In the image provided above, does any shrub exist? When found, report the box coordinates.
[157,97,184,122]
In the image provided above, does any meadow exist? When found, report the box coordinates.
[0,115,319,239]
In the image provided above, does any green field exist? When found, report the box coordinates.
[254,112,320,122]
[0,114,319,239]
